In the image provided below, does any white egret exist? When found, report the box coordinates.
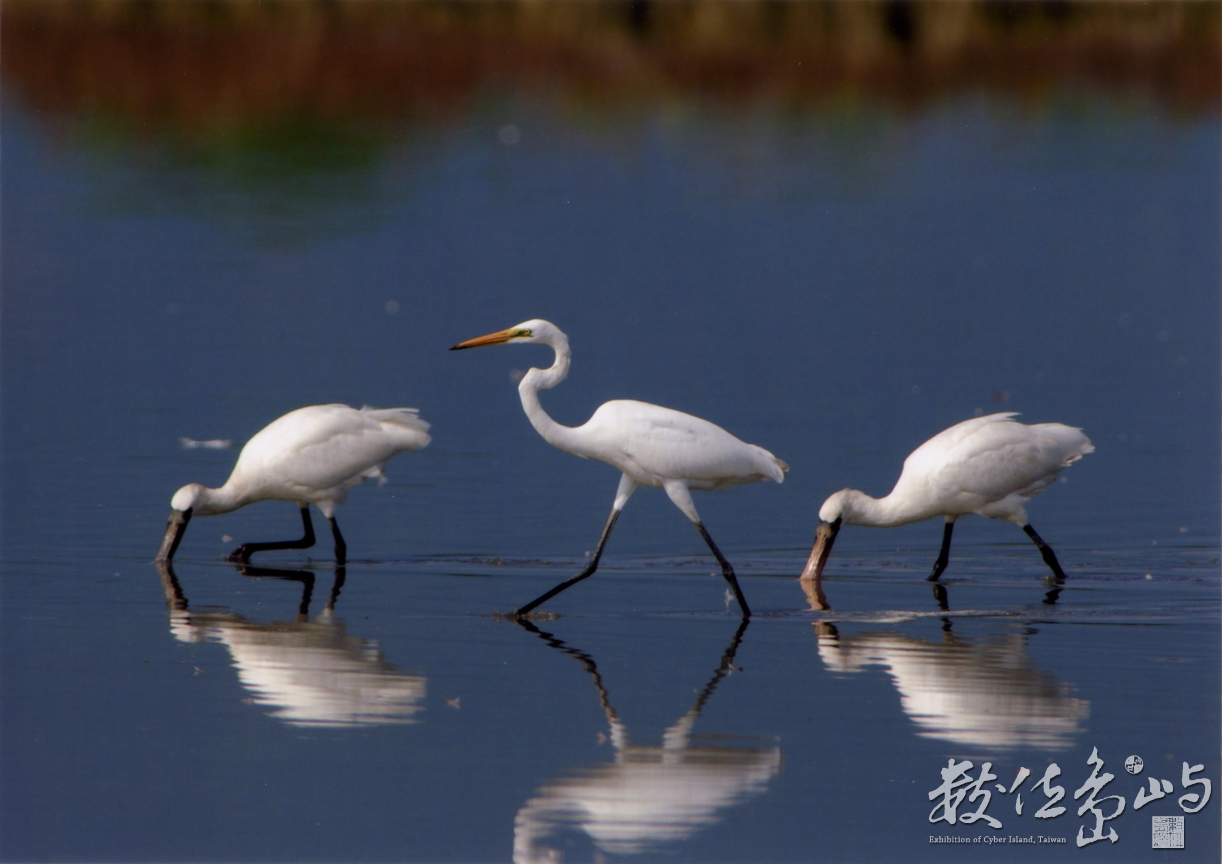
[156,404,431,564]
[801,413,1093,585]
[451,319,787,616]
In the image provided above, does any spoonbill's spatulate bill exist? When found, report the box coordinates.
[156,404,431,564]
[451,319,787,617]
[800,413,1093,585]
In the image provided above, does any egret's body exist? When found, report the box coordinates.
[538,399,783,495]
[452,319,786,616]
[801,413,1092,584]
[156,404,431,563]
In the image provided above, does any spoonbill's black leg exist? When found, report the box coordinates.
[1023,524,1068,581]
[694,522,751,617]
[928,521,955,581]
[327,516,347,564]
[514,509,621,616]
[229,504,317,562]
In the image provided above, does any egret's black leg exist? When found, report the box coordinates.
[229,505,316,562]
[931,582,949,611]
[694,522,751,617]
[327,516,347,564]
[514,509,621,616]
[928,521,955,582]
[1023,524,1068,581]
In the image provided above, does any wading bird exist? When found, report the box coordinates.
[451,319,786,617]
[156,404,431,564]
[800,413,1092,586]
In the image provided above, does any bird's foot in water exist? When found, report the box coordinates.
[495,608,561,622]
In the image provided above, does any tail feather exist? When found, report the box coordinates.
[757,447,788,484]
[361,406,432,448]
[1036,423,1094,466]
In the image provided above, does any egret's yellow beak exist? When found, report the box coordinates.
[800,517,840,582]
[450,327,531,350]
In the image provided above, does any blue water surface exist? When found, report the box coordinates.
[2,48,1219,864]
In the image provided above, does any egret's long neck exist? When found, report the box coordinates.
[516,334,585,453]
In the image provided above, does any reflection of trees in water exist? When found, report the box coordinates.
[5,1,1213,241]
[158,562,427,728]
[513,619,780,863]
[4,1,1216,140]
[815,622,1089,751]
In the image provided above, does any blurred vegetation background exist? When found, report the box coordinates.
[4,1,1216,144]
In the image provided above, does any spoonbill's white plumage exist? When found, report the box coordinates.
[156,404,431,564]
[451,319,786,616]
[801,413,1092,585]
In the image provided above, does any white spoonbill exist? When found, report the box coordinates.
[156,404,431,564]
[800,413,1093,585]
[451,319,787,617]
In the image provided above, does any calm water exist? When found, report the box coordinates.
[2,4,1219,862]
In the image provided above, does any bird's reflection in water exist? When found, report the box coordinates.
[156,561,426,728]
[814,621,1088,751]
[800,570,1062,613]
[513,619,780,863]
